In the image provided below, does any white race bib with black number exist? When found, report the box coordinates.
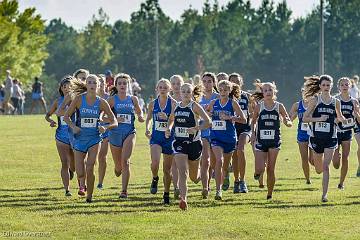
[343,118,355,128]
[81,118,97,128]
[60,116,67,126]
[315,122,330,132]
[155,121,168,131]
[212,120,226,130]
[117,114,131,124]
[260,130,275,140]
[175,127,189,138]
[300,123,309,131]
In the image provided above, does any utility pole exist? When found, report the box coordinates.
[319,0,324,75]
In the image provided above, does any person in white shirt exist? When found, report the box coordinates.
[3,70,14,114]
[11,79,22,114]
[350,75,359,99]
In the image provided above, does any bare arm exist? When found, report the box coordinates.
[99,99,118,132]
[132,96,145,122]
[230,99,246,123]
[250,104,260,144]
[145,100,154,138]
[279,103,293,127]
[302,97,327,123]
[192,102,211,131]
[289,102,299,121]
[353,100,360,122]
[335,99,346,123]
[64,95,81,133]
[45,99,58,127]
[56,95,72,116]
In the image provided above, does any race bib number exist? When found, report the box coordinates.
[175,127,189,138]
[60,116,67,126]
[81,118,97,128]
[155,121,168,131]
[212,120,226,131]
[343,118,355,128]
[315,122,330,132]
[260,130,275,140]
[117,114,131,124]
[300,123,308,131]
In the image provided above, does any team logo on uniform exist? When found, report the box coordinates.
[176,146,182,151]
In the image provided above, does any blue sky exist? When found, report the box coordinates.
[18,0,319,29]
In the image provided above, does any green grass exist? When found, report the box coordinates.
[0,115,360,239]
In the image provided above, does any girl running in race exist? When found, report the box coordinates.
[208,80,246,200]
[199,72,218,198]
[302,75,345,202]
[289,88,313,184]
[45,76,75,196]
[64,74,117,203]
[166,83,211,210]
[170,75,184,199]
[107,73,145,199]
[332,77,360,189]
[145,78,177,204]
[73,69,89,82]
[97,75,110,189]
[229,73,253,193]
[251,82,292,200]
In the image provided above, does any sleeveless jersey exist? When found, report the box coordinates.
[297,100,310,135]
[256,101,281,145]
[337,95,355,131]
[75,94,101,138]
[199,92,218,138]
[235,91,251,132]
[210,98,237,143]
[152,96,172,140]
[111,95,135,134]
[173,101,199,142]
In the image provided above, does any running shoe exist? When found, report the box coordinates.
[215,190,222,200]
[266,195,272,200]
[321,196,328,203]
[65,190,72,197]
[254,173,261,180]
[78,186,86,196]
[97,183,103,190]
[163,192,170,205]
[337,184,344,190]
[86,198,92,203]
[239,180,248,193]
[119,191,128,199]
[179,198,188,210]
[306,179,312,185]
[222,173,230,191]
[233,181,240,194]
[201,189,209,199]
[150,176,159,194]
[259,184,265,189]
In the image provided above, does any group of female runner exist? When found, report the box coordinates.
[45,70,360,209]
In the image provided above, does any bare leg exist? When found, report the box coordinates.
[298,142,311,182]
[266,148,279,197]
[322,148,335,200]
[120,134,136,192]
[56,140,71,192]
[98,138,109,185]
[175,154,189,201]
[339,141,351,186]
[85,144,100,200]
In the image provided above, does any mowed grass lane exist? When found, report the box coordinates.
[0,115,360,239]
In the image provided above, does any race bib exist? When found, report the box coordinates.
[300,123,308,131]
[117,114,132,124]
[315,122,330,132]
[60,116,67,126]
[175,127,189,138]
[343,118,355,128]
[260,130,275,140]
[212,120,226,131]
[155,121,168,131]
[81,118,97,128]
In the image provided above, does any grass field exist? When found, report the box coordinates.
[1,115,360,239]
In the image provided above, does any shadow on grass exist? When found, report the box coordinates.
[0,187,63,192]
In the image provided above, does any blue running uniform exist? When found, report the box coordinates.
[199,92,218,142]
[150,96,174,155]
[210,99,237,153]
[73,94,102,153]
[109,95,136,147]
[297,100,310,143]
[55,96,70,145]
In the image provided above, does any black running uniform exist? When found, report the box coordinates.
[309,95,337,153]
[235,91,251,137]
[337,96,355,143]
[255,101,281,152]
[172,101,202,161]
